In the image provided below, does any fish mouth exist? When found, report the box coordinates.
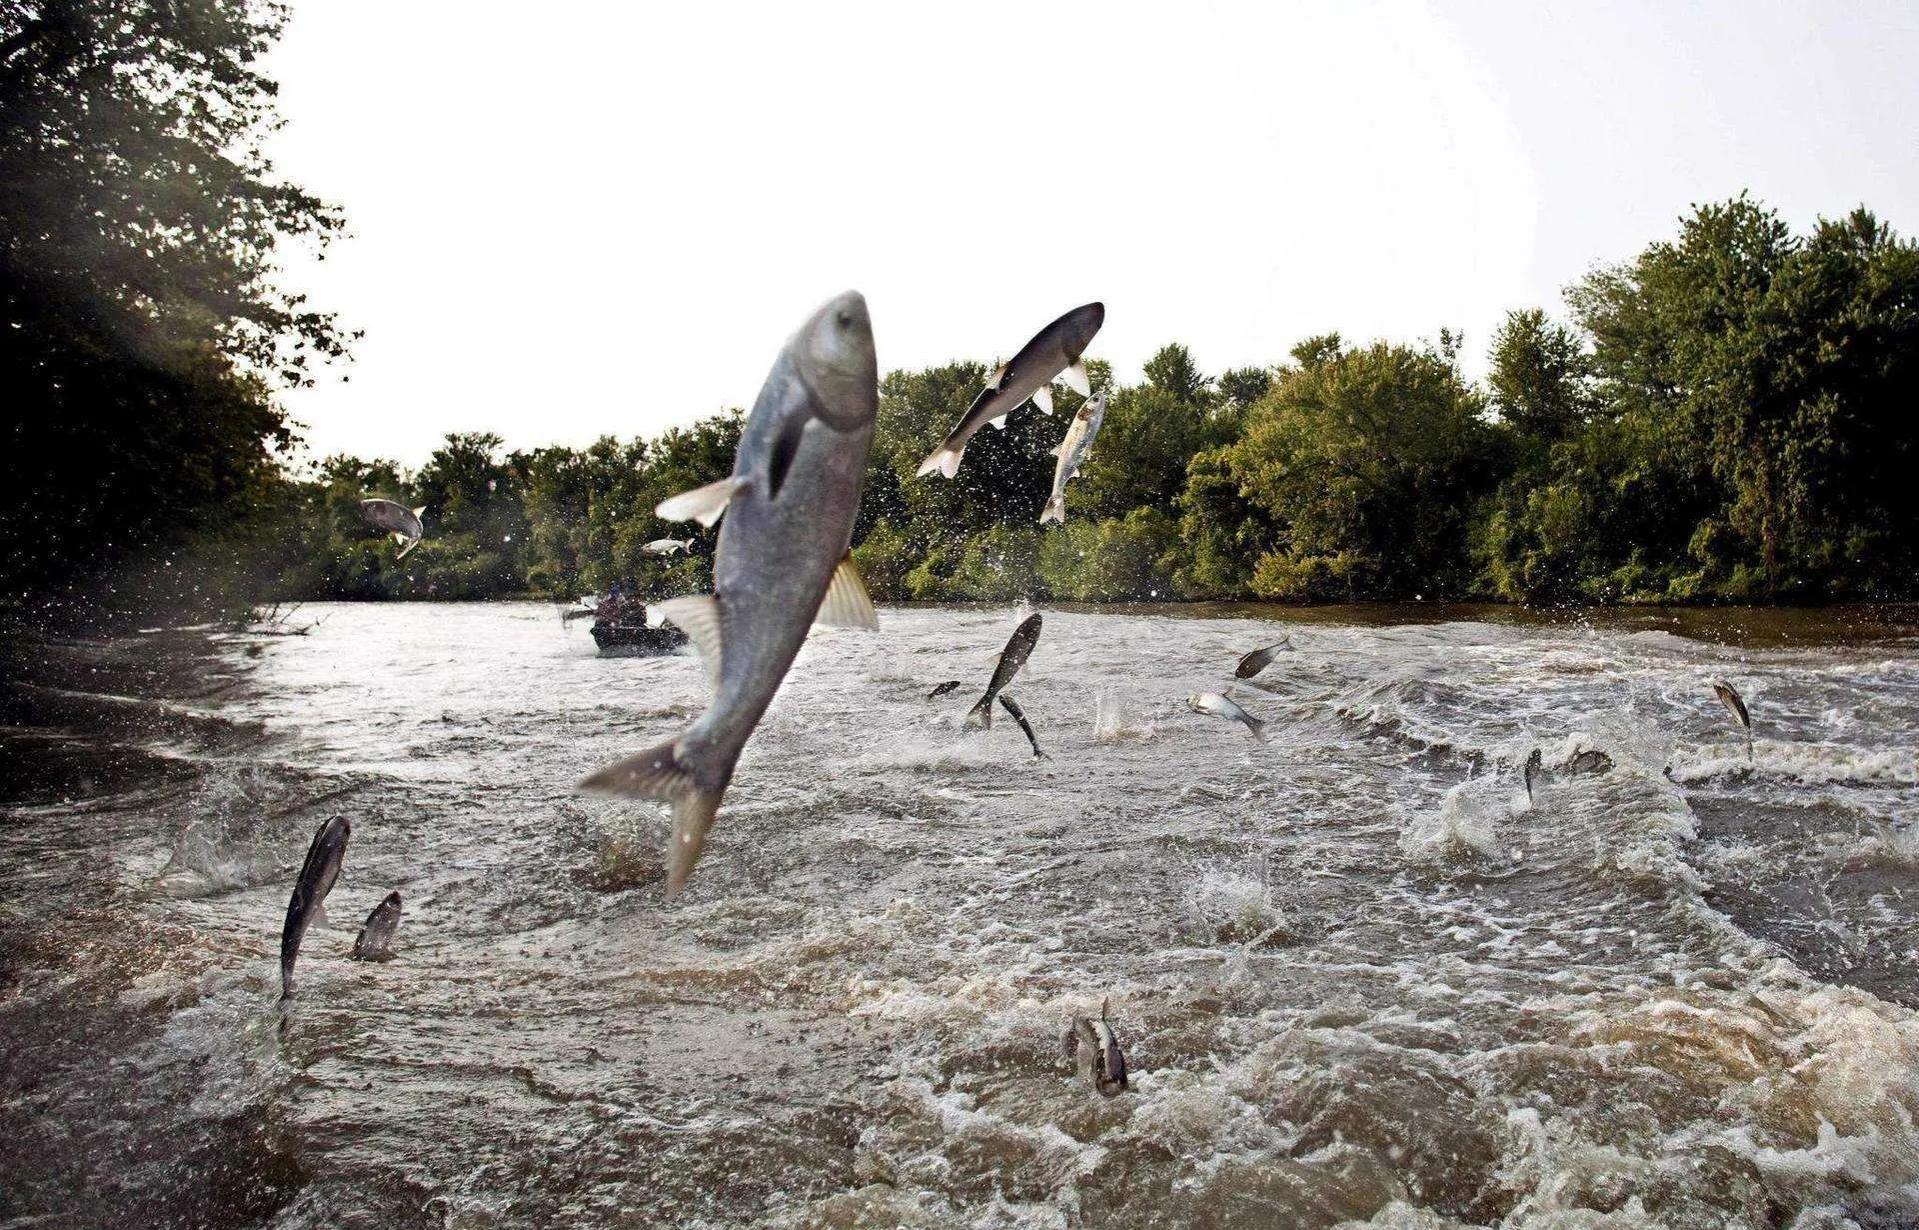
[796,290,879,430]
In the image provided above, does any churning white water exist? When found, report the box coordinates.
[3,602,1917,1227]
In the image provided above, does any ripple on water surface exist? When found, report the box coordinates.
[2,602,1918,1228]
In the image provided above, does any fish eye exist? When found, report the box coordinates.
[835,311,855,329]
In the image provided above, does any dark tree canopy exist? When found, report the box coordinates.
[1,0,347,620]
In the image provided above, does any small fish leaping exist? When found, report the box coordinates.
[1040,391,1109,524]
[965,613,1043,730]
[280,815,350,1000]
[359,498,427,559]
[917,303,1105,480]
[579,292,881,898]
[644,538,696,555]
[351,891,402,961]
[1234,639,1292,679]
[1063,1000,1130,1096]
[998,693,1049,760]
[1712,679,1753,762]
[1190,691,1266,741]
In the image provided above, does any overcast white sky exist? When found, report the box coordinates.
[265,0,1919,466]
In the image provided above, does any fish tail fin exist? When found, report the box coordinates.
[916,443,965,480]
[578,736,728,899]
[1039,496,1066,524]
[1245,714,1268,742]
[964,697,993,730]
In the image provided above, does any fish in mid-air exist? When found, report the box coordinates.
[926,680,962,699]
[644,538,696,555]
[1189,692,1266,741]
[1063,1000,1129,1096]
[1711,679,1752,762]
[359,498,427,559]
[351,891,402,961]
[916,303,1105,479]
[579,292,881,898]
[1234,639,1292,679]
[1523,747,1542,803]
[280,815,350,1000]
[1039,391,1109,524]
[965,613,1043,730]
[998,693,1049,760]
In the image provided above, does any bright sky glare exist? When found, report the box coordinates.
[265,1,1919,466]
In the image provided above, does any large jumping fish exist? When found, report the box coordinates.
[579,292,881,897]
[1063,1000,1129,1096]
[965,613,1043,730]
[359,498,426,560]
[1711,679,1753,762]
[351,890,402,961]
[280,815,350,1000]
[1039,391,1109,524]
[916,303,1104,480]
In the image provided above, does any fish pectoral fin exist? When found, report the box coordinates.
[656,476,749,527]
[1032,385,1054,416]
[816,552,880,631]
[655,594,724,692]
[394,537,419,560]
[1061,361,1092,397]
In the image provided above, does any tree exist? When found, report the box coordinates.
[1,0,349,621]
[1487,309,1592,443]
[1201,338,1498,601]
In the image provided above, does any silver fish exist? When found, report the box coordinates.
[926,680,962,699]
[1523,747,1542,803]
[1189,691,1266,741]
[359,498,427,560]
[917,303,1104,479]
[997,693,1049,760]
[965,613,1043,730]
[351,890,402,961]
[644,538,695,555]
[1063,1000,1129,1096]
[579,292,880,898]
[1039,391,1108,524]
[1234,638,1292,679]
[280,815,350,1000]
[1712,679,1753,762]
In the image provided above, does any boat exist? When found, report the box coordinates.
[587,598,687,657]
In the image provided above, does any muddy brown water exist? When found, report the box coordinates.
[3,602,1917,1228]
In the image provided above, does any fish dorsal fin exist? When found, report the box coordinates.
[1032,385,1054,416]
[1061,362,1092,397]
[983,363,1007,391]
[990,414,1008,431]
[657,476,749,528]
[412,505,427,519]
[816,552,879,630]
[655,595,724,691]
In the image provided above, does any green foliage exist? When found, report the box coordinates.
[1038,508,1180,601]
[274,199,1916,612]
[1201,338,1498,601]
[1,0,349,624]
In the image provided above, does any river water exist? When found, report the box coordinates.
[3,602,1918,1229]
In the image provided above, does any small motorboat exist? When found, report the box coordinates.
[587,596,687,657]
